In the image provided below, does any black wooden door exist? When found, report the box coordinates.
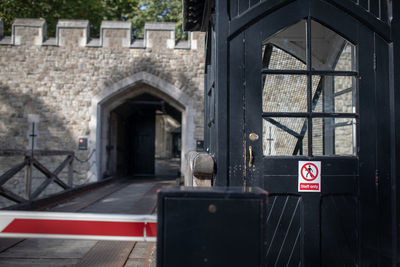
[127,110,155,175]
[229,1,379,265]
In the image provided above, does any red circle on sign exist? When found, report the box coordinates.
[301,163,318,181]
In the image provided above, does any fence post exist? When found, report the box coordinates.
[25,156,32,200]
[68,155,73,187]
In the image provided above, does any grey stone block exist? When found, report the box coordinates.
[12,18,46,45]
[57,20,89,47]
[100,21,132,48]
[144,22,175,31]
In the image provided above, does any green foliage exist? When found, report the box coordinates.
[131,0,184,40]
[0,0,105,37]
[102,0,140,21]
[0,0,184,39]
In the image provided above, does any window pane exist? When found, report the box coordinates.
[262,75,307,112]
[264,46,306,70]
[335,43,356,71]
[312,118,356,155]
[312,75,357,113]
[262,20,306,70]
[311,20,356,71]
[311,75,323,112]
[263,117,308,156]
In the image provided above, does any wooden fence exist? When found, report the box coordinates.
[0,150,74,205]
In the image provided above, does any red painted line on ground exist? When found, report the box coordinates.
[2,219,146,237]
[146,222,157,237]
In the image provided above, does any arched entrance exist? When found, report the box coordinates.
[109,93,182,177]
[89,72,196,183]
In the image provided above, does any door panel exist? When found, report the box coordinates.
[128,110,155,175]
[232,2,377,264]
[264,158,358,194]
[321,195,358,266]
[265,194,302,265]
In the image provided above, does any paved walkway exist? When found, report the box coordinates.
[0,179,175,266]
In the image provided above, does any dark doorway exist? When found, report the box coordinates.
[126,107,155,175]
[109,93,182,177]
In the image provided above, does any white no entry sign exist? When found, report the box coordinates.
[298,161,321,192]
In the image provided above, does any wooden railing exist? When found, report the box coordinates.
[0,150,74,205]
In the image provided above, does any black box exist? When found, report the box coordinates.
[196,140,204,151]
[157,187,267,267]
[78,138,88,150]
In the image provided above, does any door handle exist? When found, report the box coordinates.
[249,146,253,168]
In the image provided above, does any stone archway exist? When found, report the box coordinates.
[88,72,196,184]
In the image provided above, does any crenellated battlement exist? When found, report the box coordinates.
[0,18,199,50]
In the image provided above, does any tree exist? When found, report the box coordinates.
[102,0,140,21]
[0,0,184,39]
[0,0,105,37]
[129,0,184,39]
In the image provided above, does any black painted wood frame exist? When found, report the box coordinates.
[209,0,398,265]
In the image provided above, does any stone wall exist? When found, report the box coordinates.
[0,18,205,205]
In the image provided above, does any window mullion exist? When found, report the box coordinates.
[307,17,313,156]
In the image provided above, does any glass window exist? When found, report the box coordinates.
[311,20,356,71]
[262,20,306,70]
[312,75,357,113]
[261,19,358,156]
[263,118,308,156]
[312,118,356,156]
[334,43,356,71]
[262,75,307,113]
